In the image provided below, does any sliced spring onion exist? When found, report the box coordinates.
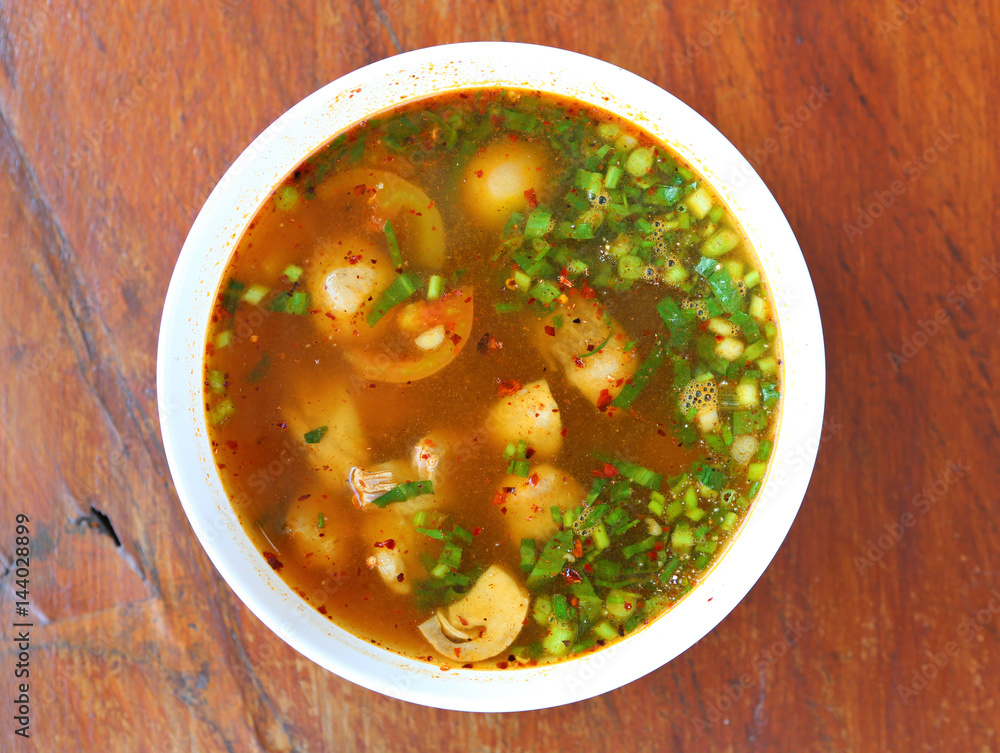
[282,264,303,282]
[222,279,245,314]
[426,274,444,301]
[526,529,574,589]
[701,229,740,258]
[528,279,561,306]
[207,369,226,394]
[370,480,434,508]
[656,297,693,347]
[274,185,299,212]
[240,283,269,306]
[524,209,552,239]
[611,337,667,409]
[383,219,403,269]
[208,397,235,426]
[366,273,421,327]
[520,539,536,572]
[509,458,531,477]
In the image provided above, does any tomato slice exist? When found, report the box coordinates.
[316,168,446,269]
[343,289,474,384]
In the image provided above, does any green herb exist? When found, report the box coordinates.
[526,529,574,589]
[611,337,667,409]
[222,279,245,314]
[371,480,435,507]
[383,219,403,269]
[366,273,421,326]
[304,426,328,444]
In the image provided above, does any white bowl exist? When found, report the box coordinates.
[157,42,825,712]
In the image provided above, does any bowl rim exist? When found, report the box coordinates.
[157,40,826,712]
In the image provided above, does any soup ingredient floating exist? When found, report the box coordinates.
[203,89,781,669]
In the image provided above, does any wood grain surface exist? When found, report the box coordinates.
[1,1,997,751]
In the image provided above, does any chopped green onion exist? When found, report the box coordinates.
[509,459,531,477]
[656,297,693,347]
[702,229,740,258]
[208,397,235,426]
[696,464,727,491]
[747,463,767,482]
[303,426,328,444]
[207,369,226,394]
[526,529,574,589]
[605,164,623,189]
[427,274,444,301]
[274,185,299,212]
[222,279,245,314]
[214,329,233,349]
[520,539,537,572]
[611,337,667,409]
[281,264,303,282]
[383,219,403,269]
[592,522,610,550]
[370,480,435,507]
[366,273,421,326]
[528,279,561,306]
[240,283,269,306]
[317,512,325,528]
[756,439,774,461]
[524,209,552,239]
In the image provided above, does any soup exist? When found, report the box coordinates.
[202,89,781,668]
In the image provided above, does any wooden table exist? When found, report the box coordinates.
[1,1,997,750]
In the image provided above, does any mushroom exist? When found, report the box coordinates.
[348,466,396,509]
[533,298,638,413]
[418,566,530,662]
[486,379,563,459]
[494,464,584,544]
[283,494,354,574]
[283,376,369,481]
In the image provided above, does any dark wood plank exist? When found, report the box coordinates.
[0,0,997,751]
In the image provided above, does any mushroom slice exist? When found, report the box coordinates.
[418,566,530,663]
[348,466,396,508]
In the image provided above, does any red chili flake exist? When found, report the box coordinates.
[276,422,287,429]
[583,562,594,573]
[374,539,396,550]
[396,573,405,582]
[497,378,522,397]
[603,463,619,477]
[225,439,238,450]
[472,527,483,536]
[653,542,664,551]
[544,325,556,337]
[579,283,597,300]
[561,427,568,437]
[317,605,327,614]
[657,428,667,436]
[352,183,368,195]
[449,333,462,346]
[572,355,585,368]
[647,550,659,561]
[497,661,509,669]
[624,601,633,611]
[475,170,484,177]
[597,389,613,411]
[527,473,540,487]
[347,254,362,264]
[563,568,583,584]
[525,447,536,459]
[297,494,311,501]
[573,539,583,558]
[569,597,579,607]
[262,552,284,571]
[524,188,538,208]
[492,490,510,506]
